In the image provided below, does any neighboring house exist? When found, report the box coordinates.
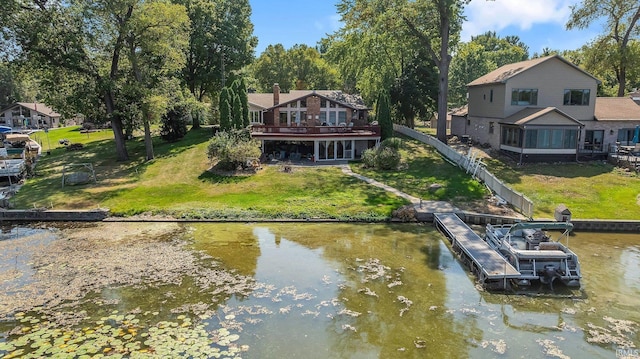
[249,84,379,162]
[453,55,601,163]
[593,97,640,147]
[629,90,640,105]
[0,102,62,129]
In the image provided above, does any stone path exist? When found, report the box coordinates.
[340,165,458,214]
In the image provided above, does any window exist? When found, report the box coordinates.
[300,99,307,108]
[279,112,288,125]
[511,89,538,105]
[489,89,493,103]
[320,99,327,108]
[289,101,298,108]
[489,122,494,134]
[584,130,603,151]
[523,128,578,149]
[338,111,347,124]
[502,127,522,147]
[563,89,590,105]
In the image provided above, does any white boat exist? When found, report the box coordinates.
[484,222,581,289]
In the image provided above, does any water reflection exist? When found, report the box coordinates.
[0,223,638,358]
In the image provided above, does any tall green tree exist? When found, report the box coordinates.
[252,44,293,92]
[567,0,640,96]
[237,78,250,127]
[8,0,189,161]
[219,87,232,130]
[127,0,190,160]
[178,0,257,101]
[376,90,393,141]
[232,92,242,129]
[400,0,468,143]
[449,31,529,106]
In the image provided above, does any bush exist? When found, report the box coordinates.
[374,146,401,170]
[361,148,377,168]
[207,129,261,171]
[161,104,189,142]
[380,137,403,150]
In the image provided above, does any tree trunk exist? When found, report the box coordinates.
[617,66,626,97]
[144,115,154,161]
[192,110,201,129]
[436,11,451,144]
[104,91,129,161]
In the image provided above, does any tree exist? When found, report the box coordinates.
[232,78,249,127]
[219,87,232,131]
[179,0,257,101]
[326,0,460,134]
[376,91,393,141]
[449,31,529,106]
[9,0,190,161]
[127,0,190,160]
[252,44,293,92]
[401,0,468,143]
[567,1,640,96]
[232,92,242,129]
[161,103,189,142]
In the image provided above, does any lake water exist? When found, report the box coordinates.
[0,222,638,358]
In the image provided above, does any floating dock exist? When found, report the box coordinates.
[434,213,520,290]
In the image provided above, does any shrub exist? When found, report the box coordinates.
[380,137,403,150]
[161,104,189,142]
[361,148,377,168]
[207,129,261,171]
[374,146,401,170]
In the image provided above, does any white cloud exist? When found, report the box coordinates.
[461,0,579,41]
[314,14,343,33]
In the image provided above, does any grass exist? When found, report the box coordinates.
[351,138,488,204]
[13,126,405,220]
[482,157,640,220]
[10,126,640,220]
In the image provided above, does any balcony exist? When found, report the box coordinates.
[251,124,381,138]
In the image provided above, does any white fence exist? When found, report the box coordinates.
[394,125,534,218]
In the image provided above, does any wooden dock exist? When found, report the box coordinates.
[434,213,520,290]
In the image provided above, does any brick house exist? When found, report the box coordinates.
[249,84,380,162]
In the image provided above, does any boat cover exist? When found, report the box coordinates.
[508,222,573,234]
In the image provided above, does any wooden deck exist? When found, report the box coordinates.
[434,213,520,288]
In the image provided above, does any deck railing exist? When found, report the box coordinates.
[251,125,381,136]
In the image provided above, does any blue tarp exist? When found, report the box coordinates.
[632,125,640,144]
[0,126,12,134]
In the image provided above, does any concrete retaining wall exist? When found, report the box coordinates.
[0,209,109,222]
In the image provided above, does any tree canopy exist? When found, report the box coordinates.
[567,0,640,96]
[251,44,340,93]
[449,31,529,106]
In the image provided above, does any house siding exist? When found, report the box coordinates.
[503,58,597,121]
[467,84,505,119]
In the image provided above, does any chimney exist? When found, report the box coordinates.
[273,83,280,106]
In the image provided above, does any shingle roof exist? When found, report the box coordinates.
[502,107,583,126]
[248,90,369,110]
[2,102,61,117]
[594,97,640,121]
[467,55,599,87]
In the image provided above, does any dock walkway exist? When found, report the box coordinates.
[434,213,520,289]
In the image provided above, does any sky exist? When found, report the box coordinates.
[249,0,604,57]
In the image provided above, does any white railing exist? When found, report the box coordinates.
[394,124,534,218]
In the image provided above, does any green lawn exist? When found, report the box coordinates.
[483,157,640,220]
[11,126,640,220]
[13,126,405,220]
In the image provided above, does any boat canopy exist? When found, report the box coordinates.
[508,222,573,234]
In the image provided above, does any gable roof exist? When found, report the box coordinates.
[1,102,61,117]
[594,97,640,121]
[501,107,584,127]
[467,55,600,87]
[248,90,369,111]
